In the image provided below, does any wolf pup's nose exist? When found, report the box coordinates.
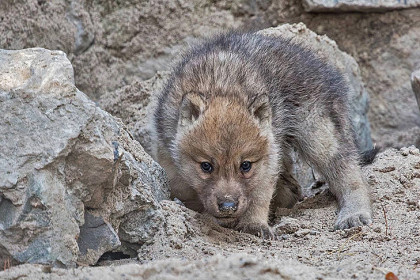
[218,201,238,213]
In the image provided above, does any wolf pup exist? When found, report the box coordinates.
[152,32,372,239]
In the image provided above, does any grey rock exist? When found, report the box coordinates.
[363,22,420,148]
[98,72,171,155]
[66,0,95,55]
[302,0,420,12]
[0,1,241,99]
[0,48,169,267]
[274,217,301,234]
[299,8,420,147]
[77,211,120,265]
[294,229,311,238]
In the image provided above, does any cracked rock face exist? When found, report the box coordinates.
[0,48,169,267]
[98,72,170,156]
[0,0,241,100]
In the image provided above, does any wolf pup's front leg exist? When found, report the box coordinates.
[235,182,276,239]
[292,111,372,230]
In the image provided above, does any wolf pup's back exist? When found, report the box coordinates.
[153,32,371,239]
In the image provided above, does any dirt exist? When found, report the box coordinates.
[2,147,419,279]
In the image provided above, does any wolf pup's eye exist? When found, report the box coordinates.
[200,162,213,173]
[240,161,252,172]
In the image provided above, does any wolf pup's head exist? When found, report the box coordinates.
[172,92,279,226]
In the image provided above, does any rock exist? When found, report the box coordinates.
[365,24,420,148]
[0,48,169,267]
[77,212,120,265]
[98,72,171,155]
[66,0,95,55]
[302,10,420,149]
[0,1,87,56]
[411,70,420,112]
[274,217,301,234]
[380,127,420,149]
[0,1,241,99]
[294,229,311,238]
[400,147,411,156]
[302,0,420,12]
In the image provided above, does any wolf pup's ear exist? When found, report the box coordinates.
[249,95,272,129]
[178,92,206,127]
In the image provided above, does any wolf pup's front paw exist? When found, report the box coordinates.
[335,210,372,230]
[236,222,276,240]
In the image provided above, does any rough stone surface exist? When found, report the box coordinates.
[1,147,419,279]
[0,0,241,100]
[98,72,170,155]
[302,0,420,12]
[300,9,420,148]
[77,212,120,265]
[0,48,169,267]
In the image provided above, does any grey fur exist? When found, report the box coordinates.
[153,32,372,237]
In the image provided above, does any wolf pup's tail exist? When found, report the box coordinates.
[360,147,379,166]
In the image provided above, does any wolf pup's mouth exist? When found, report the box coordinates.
[214,216,238,227]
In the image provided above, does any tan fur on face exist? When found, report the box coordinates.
[181,96,269,169]
[174,96,277,223]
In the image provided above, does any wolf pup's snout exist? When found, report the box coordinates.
[218,200,238,214]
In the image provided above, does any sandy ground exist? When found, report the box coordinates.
[1,147,419,279]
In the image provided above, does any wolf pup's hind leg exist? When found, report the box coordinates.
[271,146,301,209]
[294,112,372,230]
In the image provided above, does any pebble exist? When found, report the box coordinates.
[400,146,420,156]
[294,229,311,237]
[401,147,410,156]
[274,217,301,234]
[173,197,185,206]
[409,145,420,155]
[280,234,290,240]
